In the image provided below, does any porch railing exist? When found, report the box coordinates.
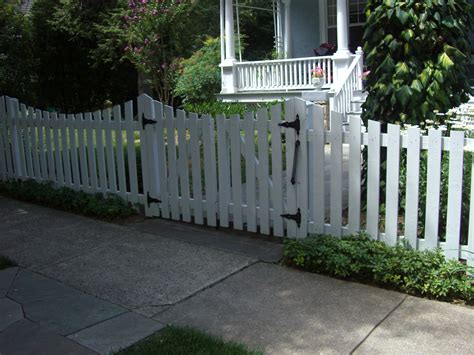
[235,56,334,92]
[329,51,363,115]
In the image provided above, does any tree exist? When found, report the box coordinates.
[362,0,473,129]
[0,2,37,104]
[30,0,137,112]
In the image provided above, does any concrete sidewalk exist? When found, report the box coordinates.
[1,196,473,354]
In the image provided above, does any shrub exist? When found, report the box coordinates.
[174,37,221,105]
[183,100,281,117]
[0,180,137,221]
[0,256,16,271]
[284,234,474,303]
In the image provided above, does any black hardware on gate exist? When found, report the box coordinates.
[141,113,157,130]
[147,192,161,206]
[281,208,301,228]
[278,114,300,136]
[291,140,300,185]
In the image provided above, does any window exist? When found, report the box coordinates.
[327,0,367,51]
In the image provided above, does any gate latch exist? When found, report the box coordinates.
[278,115,300,136]
[147,192,161,206]
[142,113,157,130]
[281,208,301,228]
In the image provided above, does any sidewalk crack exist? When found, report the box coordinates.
[350,295,408,354]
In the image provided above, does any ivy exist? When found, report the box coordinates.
[362,0,473,128]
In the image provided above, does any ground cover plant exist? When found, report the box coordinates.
[284,233,474,304]
[0,256,16,271]
[116,326,263,355]
[0,180,136,221]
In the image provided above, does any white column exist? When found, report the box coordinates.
[283,0,292,58]
[336,0,349,54]
[220,0,237,94]
[332,0,351,84]
[224,0,235,61]
[220,0,225,64]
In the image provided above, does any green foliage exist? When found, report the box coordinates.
[0,180,136,221]
[284,234,474,303]
[116,326,263,355]
[174,38,221,105]
[362,0,473,127]
[183,100,281,117]
[30,0,137,112]
[0,2,37,104]
[0,255,16,271]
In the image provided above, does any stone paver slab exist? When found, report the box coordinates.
[0,197,126,269]
[42,233,255,308]
[0,298,23,332]
[68,312,164,354]
[8,269,126,335]
[155,262,405,355]
[354,296,474,354]
[0,319,96,355]
[0,266,18,297]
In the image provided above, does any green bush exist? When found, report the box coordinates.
[284,234,474,303]
[183,100,281,117]
[0,255,16,271]
[174,38,221,105]
[0,180,137,221]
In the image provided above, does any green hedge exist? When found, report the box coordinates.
[284,234,474,303]
[0,180,137,221]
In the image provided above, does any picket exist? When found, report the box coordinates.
[424,129,443,249]
[189,113,203,224]
[256,109,270,234]
[69,114,81,190]
[444,130,464,259]
[85,112,98,192]
[2,95,474,262]
[124,101,139,203]
[366,120,381,239]
[153,100,169,217]
[176,109,191,222]
[103,109,117,194]
[404,126,421,248]
[202,114,218,226]
[329,111,343,237]
[216,114,231,227]
[44,111,55,182]
[229,114,243,229]
[270,105,284,236]
[113,106,127,200]
[76,113,89,191]
[309,104,325,234]
[51,112,64,186]
[94,110,107,192]
[348,115,361,234]
[36,109,48,181]
[244,111,257,232]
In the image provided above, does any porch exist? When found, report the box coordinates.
[218,0,366,107]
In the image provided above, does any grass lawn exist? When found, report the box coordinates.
[116,326,263,355]
[0,256,16,270]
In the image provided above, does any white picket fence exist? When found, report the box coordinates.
[1,95,473,265]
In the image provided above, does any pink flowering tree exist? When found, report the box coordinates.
[123,0,196,105]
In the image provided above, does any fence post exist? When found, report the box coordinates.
[356,46,364,90]
[8,98,22,179]
[138,94,160,217]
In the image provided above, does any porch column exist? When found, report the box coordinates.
[220,0,237,94]
[333,0,351,83]
[283,0,292,58]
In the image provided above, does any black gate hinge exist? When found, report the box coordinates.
[147,192,161,206]
[142,113,157,129]
[281,208,301,228]
[278,114,300,136]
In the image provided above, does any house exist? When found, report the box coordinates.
[217,0,474,114]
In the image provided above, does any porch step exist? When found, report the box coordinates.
[352,89,368,101]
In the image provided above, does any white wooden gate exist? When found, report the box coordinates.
[139,95,313,238]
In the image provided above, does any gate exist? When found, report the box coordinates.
[139,95,319,238]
